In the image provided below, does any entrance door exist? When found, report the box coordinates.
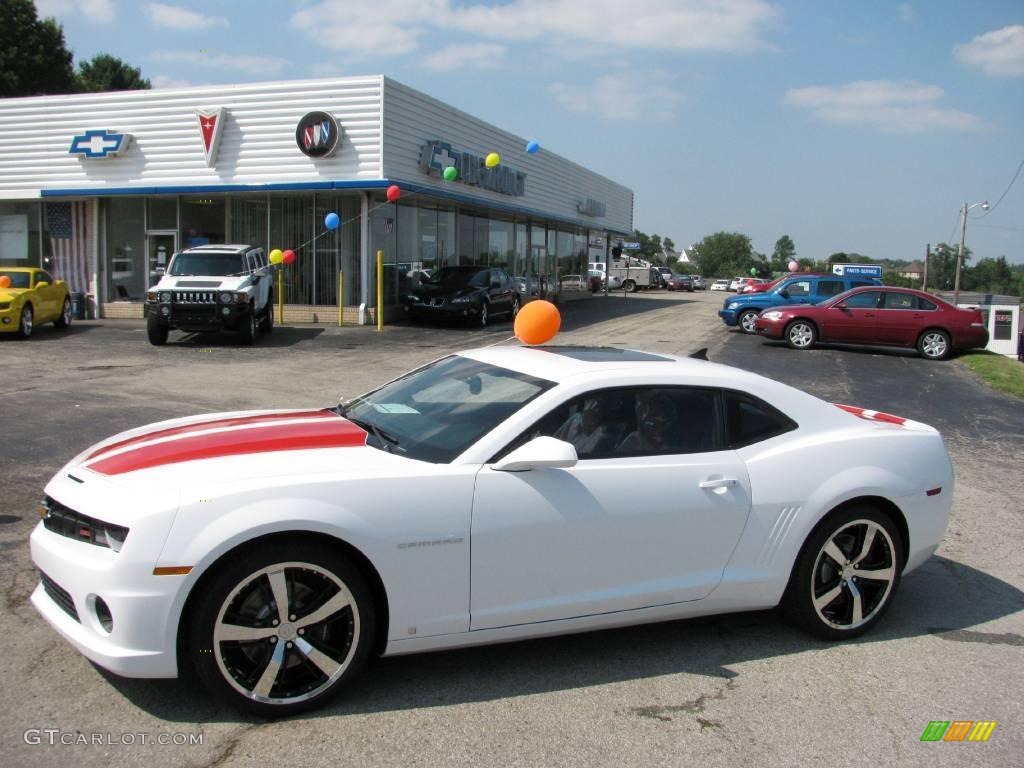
[147,231,177,287]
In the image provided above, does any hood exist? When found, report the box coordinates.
[68,409,386,488]
[0,289,27,301]
[409,282,480,300]
[149,274,256,292]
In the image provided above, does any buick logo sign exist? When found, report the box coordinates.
[295,111,341,158]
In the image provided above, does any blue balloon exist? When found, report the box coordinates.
[325,212,340,230]
[526,140,540,154]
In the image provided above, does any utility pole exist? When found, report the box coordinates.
[922,243,930,291]
[954,203,967,305]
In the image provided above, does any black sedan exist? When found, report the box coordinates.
[405,267,520,327]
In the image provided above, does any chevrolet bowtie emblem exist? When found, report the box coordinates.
[69,130,132,159]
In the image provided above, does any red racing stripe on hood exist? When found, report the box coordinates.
[86,416,367,475]
[85,410,336,462]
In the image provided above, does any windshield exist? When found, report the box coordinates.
[338,355,555,463]
[0,271,31,288]
[424,267,488,287]
[169,252,246,276]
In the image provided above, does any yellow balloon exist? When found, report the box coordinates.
[485,152,501,168]
[269,249,284,264]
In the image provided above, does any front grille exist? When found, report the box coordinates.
[40,571,79,622]
[429,297,446,307]
[173,290,217,304]
[42,496,129,551]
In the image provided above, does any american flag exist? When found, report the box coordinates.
[47,201,90,294]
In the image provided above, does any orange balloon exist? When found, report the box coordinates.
[514,300,561,345]
[0,275,10,288]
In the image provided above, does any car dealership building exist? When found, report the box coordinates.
[0,75,633,322]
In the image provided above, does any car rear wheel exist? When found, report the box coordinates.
[622,279,636,293]
[738,309,760,334]
[190,543,375,717]
[478,300,489,328]
[55,297,72,329]
[17,305,33,338]
[785,320,817,350]
[510,295,520,320]
[917,329,950,360]
[146,317,168,346]
[784,506,903,640]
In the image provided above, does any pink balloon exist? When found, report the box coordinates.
[788,260,799,272]
[386,185,401,202]
[282,249,296,265]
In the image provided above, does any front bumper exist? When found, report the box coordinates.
[405,300,481,320]
[0,303,22,332]
[146,300,248,332]
[754,314,787,339]
[718,308,740,326]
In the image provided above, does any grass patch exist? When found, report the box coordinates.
[958,350,1024,399]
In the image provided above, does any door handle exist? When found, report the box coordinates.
[864,312,875,318]
[700,478,737,489]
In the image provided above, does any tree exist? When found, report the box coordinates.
[0,0,76,97]
[771,235,796,272]
[929,243,970,290]
[663,237,676,253]
[76,53,151,92]
[964,256,1014,295]
[688,232,754,278]
[828,252,851,264]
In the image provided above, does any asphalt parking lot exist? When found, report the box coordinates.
[2,289,1022,767]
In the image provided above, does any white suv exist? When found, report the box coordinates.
[144,244,274,346]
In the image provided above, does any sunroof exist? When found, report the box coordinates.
[534,346,673,362]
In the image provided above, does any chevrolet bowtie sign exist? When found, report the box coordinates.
[419,140,526,197]
[69,130,132,159]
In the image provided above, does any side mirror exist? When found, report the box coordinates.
[155,267,165,275]
[778,289,789,298]
[491,279,501,289]
[492,436,578,472]
[251,274,261,285]
[35,281,49,288]
[834,302,848,309]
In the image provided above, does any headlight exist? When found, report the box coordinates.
[159,291,171,303]
[727,302,740,309]
[220,292,234,304]
[0,302,9,311]
[146,291,158,302]
[451,295,472,303]
[762,311,783,320]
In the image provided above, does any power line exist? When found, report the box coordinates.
[973,222,1024,232]
[980,154,1024,217]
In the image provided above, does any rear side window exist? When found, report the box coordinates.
[724,391,797,448]
[883,292,916,309]
[817,280,845,297]
[850,280,875,289]
[918,297,937,311]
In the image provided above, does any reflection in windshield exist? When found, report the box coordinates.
[424,267,486,287]
[0,271,31,289]
[339,355,554,463]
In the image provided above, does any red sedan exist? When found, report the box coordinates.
[754,286,989,360]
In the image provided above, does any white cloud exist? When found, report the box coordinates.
[784,80,989,133]
[290,0,780,56]
[150,75,193,89]
[423,43,506,72]
[151,50,290,75]
[549,71,683,121]
[954,25,1024,77]
[897,3,914,23]
[34,0,114,23]
[146,3,229,30]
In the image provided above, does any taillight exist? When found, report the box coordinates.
[835,403,907,426]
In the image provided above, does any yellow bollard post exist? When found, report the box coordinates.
[338,271,344,326]
[376,250,384,332]
[277,272,283,325]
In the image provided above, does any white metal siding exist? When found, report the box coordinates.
[0,76,385,198]
[381,78,632,233]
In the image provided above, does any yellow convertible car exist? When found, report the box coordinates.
[0,268,72,338]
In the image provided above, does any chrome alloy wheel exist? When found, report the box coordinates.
[920,332,948,359]
[212,562,360,705]
[739,310,759,334]
[788,322,814,348]
[19,305,33,337]
[811,520,897,631]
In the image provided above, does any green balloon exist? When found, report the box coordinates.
[443,166,457,181]
[750,267,757,275]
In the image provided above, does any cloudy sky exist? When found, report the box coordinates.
[35,0,1024,264]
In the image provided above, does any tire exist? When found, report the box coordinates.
[738,309,760,334]
[146,317,169,346]
[238,306,257,346]
[189,542,376,717]
[622,279,636,293]
[478,300,489,328]
[16,304,33,339]
[785,319,817,350]
[259,303,273,334]
[510,294,520,321]
[783,506,904,640]
[917,329,950,361]
[55,297,72,329]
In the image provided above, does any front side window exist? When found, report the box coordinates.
[782,280,811,297]
[340,355,554,463]
[36,271,54,286]
[844,291,881,309]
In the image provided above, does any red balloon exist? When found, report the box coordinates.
[386,185,401,202]
[282,249,296,265]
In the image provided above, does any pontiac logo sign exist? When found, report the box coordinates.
[197,108,226,167]
[69,130,132,159]
[295,111,341,158]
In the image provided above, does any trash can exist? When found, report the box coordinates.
[71,292,86,320]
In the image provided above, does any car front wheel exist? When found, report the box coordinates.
[918,329,950,360]
[784,506,903,640]
[17,304,33,338]
[738,309,760,334]
[238,306,257,345]
[146,318,169,346]
[190,542,375,717]
[785,320,817,350]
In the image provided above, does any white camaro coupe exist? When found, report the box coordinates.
[31,346,952,716]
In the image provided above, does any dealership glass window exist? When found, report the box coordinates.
[146,197,177,231]
[473,216,490,266]
[105,198,145,301]
[314,194,360,305]
[489,219,513,270]
[230,197,269,252]
[514,222,528,285]
[0,201,41,268]
[180,197,225,247]
[437,208,456,269]
[270,194,315,304]
[369,195,398,306]
[557,228,575,279]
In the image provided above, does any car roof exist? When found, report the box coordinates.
[181,244,258,254]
